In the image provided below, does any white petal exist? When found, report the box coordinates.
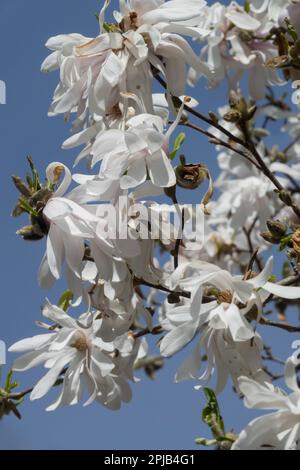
[263,282,300,300]
[42,301,77,328]
[249,256,273,289]
[238,376,288,410]
[226,304,254,342]
[284,358,299,393]
[9,334,54,353]
[225,11,261,31]
[160,321,198,357]
[46,224,65,279]
[30,351,75,401]
[147,150,176,187]
[175,342,201,382]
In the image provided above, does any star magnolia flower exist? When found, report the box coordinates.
[189,1,283,100]
[90,113,178,188]
[9,301,137,411]
[159,285,268,393]
[232,357,300,450]
[40,162,120,289]
[41,0,212,143]
[159,256,300,391]
[267,0,300,25]
[214,173,276,229]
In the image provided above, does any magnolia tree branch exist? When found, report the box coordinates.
[5,0,300,451]
[156,74,300,220]
[180,121,261,170]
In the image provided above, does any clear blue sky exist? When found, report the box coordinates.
[0,0,297,450]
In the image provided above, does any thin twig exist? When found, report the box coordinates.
[135,277,191,299]
[260,317,300,333]
[156,74,300,219]
[181,122,261,170]
[283,133,300,154]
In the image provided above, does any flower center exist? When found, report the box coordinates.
[72,334,89,352]
[217,290,233,304]
[129,11,138,28]
[121,11,139,32]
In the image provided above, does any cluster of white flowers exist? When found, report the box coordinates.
[7,0,300,450]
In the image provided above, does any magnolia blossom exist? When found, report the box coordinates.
[9,301,144,410]
[189,0,284,99]
[232,358,300,450]
[160,257,300,391]
[7,0,300,448]
[89,113,178,189]
[39,162,117,289]
[41,0,212,141]
[159,284,268,393]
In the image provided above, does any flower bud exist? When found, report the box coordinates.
[28,188,53,208]
[16,225,44,241]
[176,163,208,190]
[223,109,242,123]
[11,176,32,198]
[209,111,219,125]
[0,395,21,420]
[279,190,293,207]
[266,220,287,239]
[266,55,290,68]
[260,231,280,244]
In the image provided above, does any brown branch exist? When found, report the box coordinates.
[260,317,300,333]
[156,74,300,219]
[181,122,261,170]
[283,133,300,154]
[155,73,245,147]
[135,277,191,299]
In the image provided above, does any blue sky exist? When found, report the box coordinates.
[0,0,298,450]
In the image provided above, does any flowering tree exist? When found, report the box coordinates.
[2,0,300,450]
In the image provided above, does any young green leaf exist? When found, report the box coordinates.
[170,133,186,161]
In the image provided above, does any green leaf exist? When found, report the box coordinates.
[216,435,236,443]
[102,22,118,33]
[27,156,41,192]
[202,387,225,437]
[5,371,19,393]
[18,196,39,218]
[279,234,293,251]
[58,290,74,312]
[285,18,298,42]
[169,132,186,161]
[244,1,250,13]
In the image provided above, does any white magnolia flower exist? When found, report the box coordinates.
[268,0,300,26]
[90,113,178,188]
[232,357,300,450]
[41,0,212,146]
[210,134,280,230]
[39,163,115,288]
[9,301,138,411]
[214,173,276,229]
[190,0,283,99]
[159,284,268,393]
[160,257,300,391]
